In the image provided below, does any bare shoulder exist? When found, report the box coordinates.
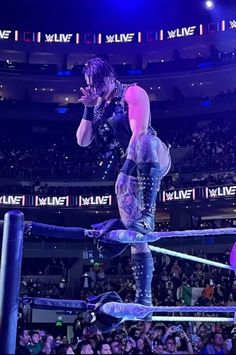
[124,85,149,104]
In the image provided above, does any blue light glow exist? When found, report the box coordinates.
[56,107,68,114]
[57,70,72,77]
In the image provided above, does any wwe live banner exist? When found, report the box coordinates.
[0,19,235,45]
[0,185,235,208]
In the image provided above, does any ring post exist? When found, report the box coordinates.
[0,210,24,354]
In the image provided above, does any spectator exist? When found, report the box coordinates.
[41,335,55,354]
[202,332,228,354]
[76,340,94,355]
[171,260,182,280]
[96,341,112,354]
[163,328,193,354]
[55,344,75,354]
[134,337,149,354]
[195,290,211,306]
[110,340,124,355]
[16,329,31,354]
[123,336,136,354]
[163,336,177,354]
[27,331,43,354]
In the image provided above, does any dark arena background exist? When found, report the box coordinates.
[0,1,236,354]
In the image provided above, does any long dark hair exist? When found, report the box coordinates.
[82,57,116,87]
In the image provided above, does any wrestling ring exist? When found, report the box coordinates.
[1,210,236,353]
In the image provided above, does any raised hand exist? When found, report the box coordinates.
[79,86,99,107]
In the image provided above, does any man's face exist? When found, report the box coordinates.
[165,339,175,352]
[20,330,30,345]
[81,344,94,355]
[99,343,112,354]
[136,338,145,350]
[85,74,110,99]
[214,333,224,346]
[31,333,40,344]
[111,341,123,354]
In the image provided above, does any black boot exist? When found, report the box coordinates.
[128,163,162,234]
[92,219,129,259]
[132,252,154,318]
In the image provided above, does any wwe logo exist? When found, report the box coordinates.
[45,34,54,43]
[82,197,90,206]
[209,189,217,198]
[106,35,115,43]
[167,30,176,39]
[165,192,174,201]
[38,197,48,206]
[230,20,236,29]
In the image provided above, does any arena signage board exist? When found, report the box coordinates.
[105,33,135,44]
[44,33,73,43]
[205,186,236,199]
[0,195,25,206]
[1,18,235,46]
[167,26,197,39]
[78,195,112,207]
[162,189,195,202]
[35,196,69,207]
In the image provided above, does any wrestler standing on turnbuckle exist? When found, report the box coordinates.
[77,58,171,310]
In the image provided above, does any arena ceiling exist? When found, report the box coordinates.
[0,0,235,32]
